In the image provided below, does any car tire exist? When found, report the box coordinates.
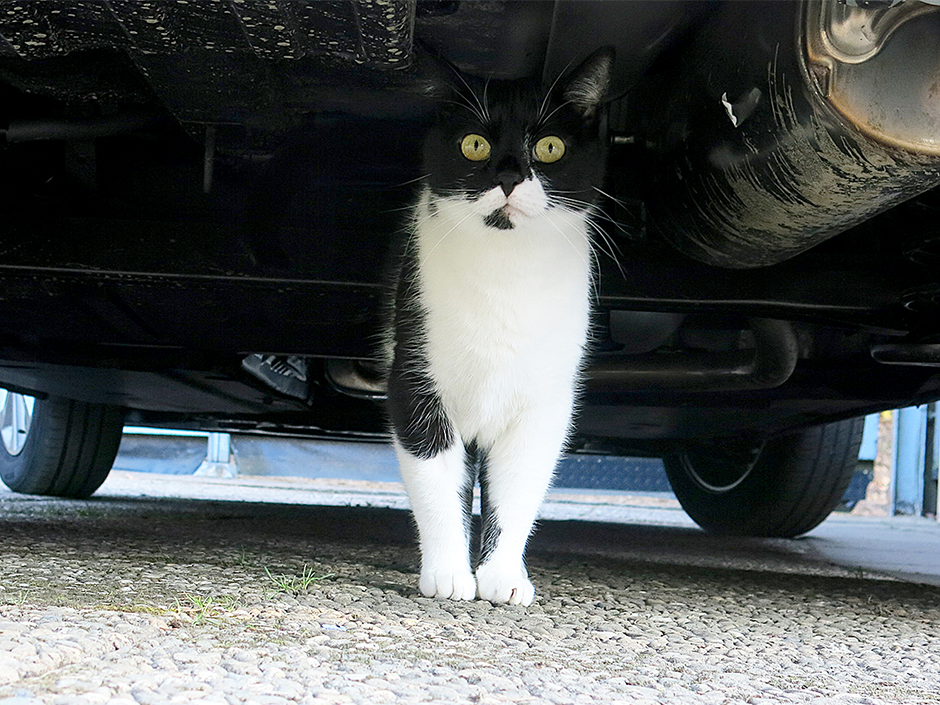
[662,417,865,537]
[0,390,125,499]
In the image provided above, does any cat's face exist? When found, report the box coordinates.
[422,49,613,231]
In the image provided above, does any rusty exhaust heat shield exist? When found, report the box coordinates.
[637,0,940,269]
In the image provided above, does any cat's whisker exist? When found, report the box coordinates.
[442,94,487,124]
[391,173,432,188]
[585,217,620,256]
[566,205,626,233]
[587,220,627,280]
[549,194,608,219]
[482,76,493,123]
[586,207,639,238]
[445,99,487,125]
[383,203,429,215]
[568,208,614,294]
[538,98,576,127]
[538,58,576,125]
[592,185,631,209]
[433,186,472,197]
[549,194,634,237]
[452,73,489,125]
[596,213,634,236]
[389,222,418,236]
[548,196,610,225]
[547,194,593,210]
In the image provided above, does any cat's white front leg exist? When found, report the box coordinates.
[475,398,573,606]
[394,440,476,600]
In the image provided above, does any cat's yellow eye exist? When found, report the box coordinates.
[460,134,491,161]
[534,135,565,163]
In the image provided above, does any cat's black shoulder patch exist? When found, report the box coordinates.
[386,239,455,461]
[387,360,455,460]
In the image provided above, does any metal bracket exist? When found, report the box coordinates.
[194,432,238,479]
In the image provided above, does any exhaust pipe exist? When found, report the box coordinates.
[327,317,799,398]
[587,318,798,392]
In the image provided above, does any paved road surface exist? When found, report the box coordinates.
[1,472,939,704]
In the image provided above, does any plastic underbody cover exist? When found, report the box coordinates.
[0,1,414,66]
[0,0,420,127]
[0,1,702,131]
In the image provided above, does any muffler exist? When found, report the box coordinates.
[632,0,940,269]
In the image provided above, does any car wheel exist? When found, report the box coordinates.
[662,417,865,537]
[0,390,125,498]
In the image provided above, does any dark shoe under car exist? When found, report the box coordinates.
[0,0,939,537]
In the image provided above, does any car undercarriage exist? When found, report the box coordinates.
[1,0,939,531]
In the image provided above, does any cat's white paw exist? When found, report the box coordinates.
[475,563,535,606]
[419,566,477,601]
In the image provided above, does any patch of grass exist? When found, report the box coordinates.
[174,593,240,626]
[222,547,257,569]
[264,565,334,596]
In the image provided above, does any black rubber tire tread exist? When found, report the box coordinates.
[0,396,125,499]
[663,417,865,538]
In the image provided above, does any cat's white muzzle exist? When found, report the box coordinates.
[477,178,548,222]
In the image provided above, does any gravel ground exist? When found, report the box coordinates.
[1,485,939,704]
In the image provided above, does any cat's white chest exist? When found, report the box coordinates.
[415,198,593,446]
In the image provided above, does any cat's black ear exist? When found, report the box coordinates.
[561,47,615,119]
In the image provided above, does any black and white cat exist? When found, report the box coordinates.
[384,49,613,606]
